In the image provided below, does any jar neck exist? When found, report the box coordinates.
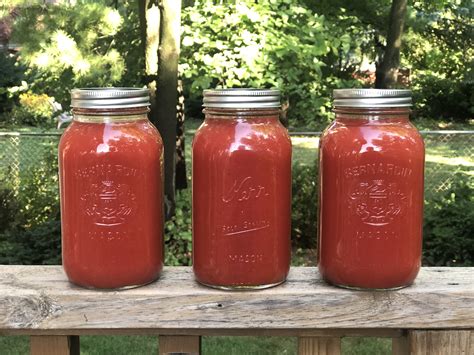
[333,107,410,122]
[203,108,280,120]
[72,107,149,123]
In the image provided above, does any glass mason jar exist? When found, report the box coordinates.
[59,88,164,289]
[318,89,425,290]
[192,89,292,290]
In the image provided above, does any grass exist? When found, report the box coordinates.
[0,336,392,354]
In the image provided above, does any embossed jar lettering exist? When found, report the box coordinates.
[221,176,271,237]
[59,88,164,289]
[318,89,424,290]
[192,88,292,289]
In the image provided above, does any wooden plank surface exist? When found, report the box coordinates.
[408,330,474,354]
[392,334,409,355]
[159,335,200,355]
[0,267,473,334]
[298,337,341,355]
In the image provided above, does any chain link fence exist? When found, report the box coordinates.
[0,130,473,206]
[0,132,61,197]
[421,131,474,196]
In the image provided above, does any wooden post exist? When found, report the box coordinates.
[298,337,341,355]
[30,336,79,355]
[407,330,473,355]
[159,335,201,355]
[392,334,409,355]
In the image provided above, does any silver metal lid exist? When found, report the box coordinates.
[203,88,281,108]
[333,89,412,107]
[71,87,150,109]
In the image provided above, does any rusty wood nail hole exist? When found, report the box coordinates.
[217,303,223,308]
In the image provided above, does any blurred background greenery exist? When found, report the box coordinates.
[0,0,472,354]
[0,0,472,128]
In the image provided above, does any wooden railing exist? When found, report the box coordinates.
[1,266,473,354]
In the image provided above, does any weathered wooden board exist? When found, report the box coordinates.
[298,337,341,355]
[408,330,474,354]
[30,335,79,355]
[159,335,200,355]
[0,267,473,335]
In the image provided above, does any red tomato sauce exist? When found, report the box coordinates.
[192,112,292,288]
[318,110,425,289]
[59,119,164,289]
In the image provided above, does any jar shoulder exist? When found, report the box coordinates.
[60,120,163,153]
[193,119,291,151]
[320,121,424,154]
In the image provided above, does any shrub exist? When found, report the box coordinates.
[0,184,20,234]
[412,75,473,122]
[291,163,318,249]
[0,218,61,265]
[7,92,58,127]
[0,52,26,126]
[423,173,474,266]
[0,143,61,264]
[164,189,192,266]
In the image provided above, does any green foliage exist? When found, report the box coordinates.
[304,0,473,121]
[112,1,145,88]
[404,1,473,121]
[164,189,192,266]
[412,75,473,121]
[0,143,61,264]
[292,163,318,249]
[180,1,361,127]
[423,173,474,266]
[7,92,58,127]
[11,1,142,107]
[5,0,470,127]
[0,219,61,265]
[0,184,20,233]
[0,52,26,118]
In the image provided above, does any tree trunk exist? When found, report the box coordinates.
[175,77,188,190]
[138,0,183,219]
[155,0,182,218]
[138,0,160,93]
[375,0,407,88]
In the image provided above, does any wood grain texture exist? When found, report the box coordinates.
[0,328,404,337]
[30,335,79,355]
[392,334,409,355]
[408,330,474,355]
[159,335,200,355]
[298,337,341,355]
[0,267,473,335]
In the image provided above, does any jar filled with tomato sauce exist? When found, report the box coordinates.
[193,89,292,290]
[318,89,424,290]
[59,88,164,289]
